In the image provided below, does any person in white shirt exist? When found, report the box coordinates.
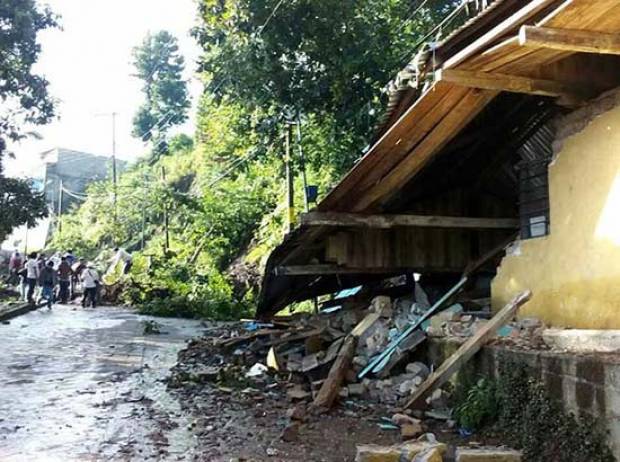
[24,253,39,303]
[81,263,100,308]
[110,247,133,275]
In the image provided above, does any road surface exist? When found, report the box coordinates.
[0,304,204,461]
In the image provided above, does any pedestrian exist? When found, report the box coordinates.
[71,257,87,299]
[81,263,100,308]
[8,250,23,286]
[24,252,39,304]
[18,265,28,301]
[110,247,133,275]
[38,261,57,309]
[65,249,76,267]
[57,256,72,304]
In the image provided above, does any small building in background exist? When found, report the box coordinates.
[41,147,125,214]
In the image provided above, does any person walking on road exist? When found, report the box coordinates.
[71,257,87,299]
[8,251,22,286]
[81,263,100,308]
[38,261,57,309]
[24,253,39,304]
[57,256,72,304]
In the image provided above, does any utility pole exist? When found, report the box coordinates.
[95,111,118,222]
[161,166,170,252]
[141,174,147,250]
[284,123,295,232]
[57,179,64,234]
[295,115,310,212]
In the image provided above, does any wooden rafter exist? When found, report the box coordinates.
[274,265,409,276]
[519,25,620,55]
[301,212,519,230]
[435,68,582,98]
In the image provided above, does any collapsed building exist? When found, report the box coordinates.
[248,0,620,458]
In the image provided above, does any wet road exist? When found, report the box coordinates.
[0,305,205,461]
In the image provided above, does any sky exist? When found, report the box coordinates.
[5,0,203,179]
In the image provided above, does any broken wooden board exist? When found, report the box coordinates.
[351,311,382,338]
[405,290,532,409]
[313,335,357,409]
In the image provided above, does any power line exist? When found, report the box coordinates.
[257,0,286,36]
[394,0,431,35]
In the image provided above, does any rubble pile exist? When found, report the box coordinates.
[168,286,544,415]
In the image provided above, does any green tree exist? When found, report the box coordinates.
[0,0,56,239]
[193,0,459,173]
[0,177,48,242]
[131,31,190,154]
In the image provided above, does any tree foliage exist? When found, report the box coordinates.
[193,0,457,172]
[0,177,48,243]
[0,0,56,242]
[131,31,190,153]
[0,0,57,159]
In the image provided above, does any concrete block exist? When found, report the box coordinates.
[355,442,445,462]
[413,447,443,462]
[455,448,522,462]
[543,329,620,353]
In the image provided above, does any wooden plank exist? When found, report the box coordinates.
[313,335,357,409]
[351,89,498,212]
[442,0,558,69]
[301,212,519,230]
[404,290,532,409]
[275,265,410,276]
[436,68,582,98]
[351,311,382,338]
[519,25,620,55]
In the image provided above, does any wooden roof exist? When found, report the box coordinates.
[257,0,620,319]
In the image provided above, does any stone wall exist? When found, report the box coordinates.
[426,339,620,457]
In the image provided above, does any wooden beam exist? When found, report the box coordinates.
[435,68,582,98]
[404,290,532,409]
[274,265,410,276]
[519,25,620,55]
[442,0,557,69]
[301,211,519,230]
[313,334,357,410]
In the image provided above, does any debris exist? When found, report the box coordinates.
[286,403,307,421]
[455,447,522,461]
[143,320,162,335]
[246,363,268,377]
[401,422,423,439]
[287,385,311,401]
[313,335,357,410]
[280,422,300,442]
[405,291,532,409]
[391,413,419,426]
[266,347,280,370]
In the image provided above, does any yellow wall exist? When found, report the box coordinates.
[492,102,620,328]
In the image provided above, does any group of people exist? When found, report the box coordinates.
[8,250,101,309]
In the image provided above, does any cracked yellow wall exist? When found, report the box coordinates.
[492,102,620,328]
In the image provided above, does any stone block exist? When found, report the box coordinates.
[455,448,522,462]
[355,442,446,462]
[413,447,443,462]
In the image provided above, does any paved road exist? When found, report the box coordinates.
[0,305,204,461]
